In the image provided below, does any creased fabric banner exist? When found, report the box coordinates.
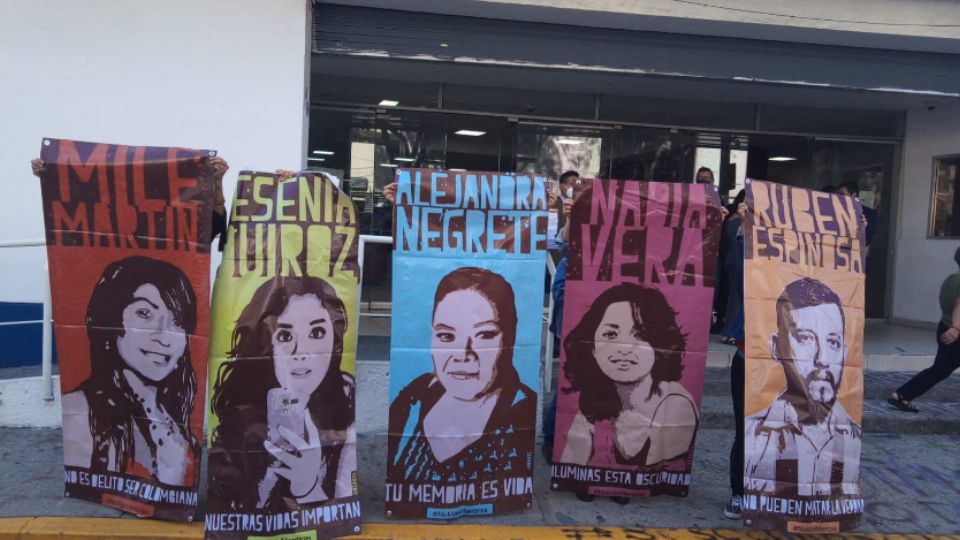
[743,180,865,533]
[38,138,215,520]
[386,169,548,519]
[205,172,361,540]
[551,180,721,498]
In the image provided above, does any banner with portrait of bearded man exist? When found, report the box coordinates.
[742,179,866,533]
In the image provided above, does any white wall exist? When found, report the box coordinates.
[891,103,960,323]
[0,0,311,304]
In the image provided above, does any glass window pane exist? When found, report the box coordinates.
[930,155,960,238]
[516,124,612,179]
[610,128,696,182]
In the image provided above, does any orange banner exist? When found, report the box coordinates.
[742,180,865,532]
[39,138,215,521]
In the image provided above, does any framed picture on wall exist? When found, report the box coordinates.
[929,154,960,238]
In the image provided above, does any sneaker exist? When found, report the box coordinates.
[723,495,742,519]
[575,493,595,502]
[610,496,630,505]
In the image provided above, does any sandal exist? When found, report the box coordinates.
[721,336,736,346]
[887,392,919,413]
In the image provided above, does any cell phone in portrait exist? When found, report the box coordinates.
[572,177,593,199]
[267,388,306,454]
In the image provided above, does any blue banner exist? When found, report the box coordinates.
[385,169,548,519]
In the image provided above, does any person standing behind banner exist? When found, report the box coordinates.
[723,200,747,519]
[694,167,725,332]
[387,267,536,483]
[888,246,960,413]
[208,276,357,511]
[543,171,579,460]
[695,167,715,185]
[838,181,877,257]
[61,256,201,485]
[553,170,580,242]
[211,157,229,251]
[720,190,746,345]
[560,283,699,470]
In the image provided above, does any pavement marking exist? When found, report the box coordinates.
[1,519,959,540]
[0,519,33,539]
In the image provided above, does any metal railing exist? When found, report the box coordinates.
[357,235,392,318]
[5,233,559,401]
[0,239,54,401]
[1,233,395,404]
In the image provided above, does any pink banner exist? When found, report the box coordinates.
[550,180,722,498]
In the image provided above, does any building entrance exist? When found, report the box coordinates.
[308,105,897,318]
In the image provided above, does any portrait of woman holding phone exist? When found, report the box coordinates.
[559,283,698,468]
[208,276,357,511]
[388,266,536,483]
[62,256,200,486]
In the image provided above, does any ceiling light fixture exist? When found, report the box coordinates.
[768,156,797,162]
[380,163,398,168]
[555,139,583,145]
[394,157,416,162]
[307,157,325,162]
[378,99,399,107]
[454,129,486,137]
[312,150,334,155]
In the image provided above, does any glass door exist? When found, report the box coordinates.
[515,122,614,179]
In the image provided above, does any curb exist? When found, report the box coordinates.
[2,519,960,540]
[0,518,198,540]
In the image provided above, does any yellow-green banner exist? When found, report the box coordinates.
[204,172,361,540]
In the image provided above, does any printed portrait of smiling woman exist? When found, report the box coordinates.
[62,256,200,486]
[388,267,536,482]
[208,276,356,512]
[560,283,698,468]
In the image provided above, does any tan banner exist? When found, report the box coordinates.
[742,180,865,532]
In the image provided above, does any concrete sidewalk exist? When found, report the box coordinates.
[2,319,958,535]
[1,427,958,534]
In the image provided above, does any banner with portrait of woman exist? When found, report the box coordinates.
[37,138,216,520]
[386,169,549,519]
[551,180,722,498]
[742,180,865,533]
[204,172,361,540]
